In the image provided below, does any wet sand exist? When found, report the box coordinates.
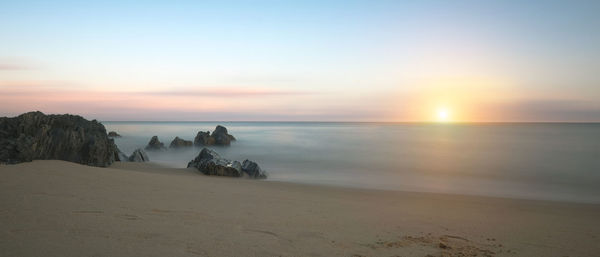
[1,160,599,256]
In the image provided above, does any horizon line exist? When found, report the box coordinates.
[100,120,600,124]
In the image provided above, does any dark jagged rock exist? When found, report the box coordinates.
[187,148,266,179]
[241,159,267,179]
[169,136,193,148]
[194,131,215,146]
[0,111,117,167]
[128,148,149,162]
[211,125,236,145]
[187,148,243,177]
[145,136,166,151]
[193,125,235,146]
[107,131,121,137]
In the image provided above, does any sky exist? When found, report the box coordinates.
[1,0,599,122]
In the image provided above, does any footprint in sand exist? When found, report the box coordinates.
[369,234,500,257]
[242,228,293,244]
[115,214,140,220]
[71,210,104,214]
[151,208,176,213]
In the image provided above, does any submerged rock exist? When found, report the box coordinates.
[128,148,149,162]
[145,136,166,151]
[107,131,121,137]
[194,131,215,146]
[0,111,118,167]
[169,136,193,148]
[211,125,236,145]
[193,125,236,146]
[241,159,267,179]
[187,148,243,177]
[187,148,266,179]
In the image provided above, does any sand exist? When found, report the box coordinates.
[1,160,599,257]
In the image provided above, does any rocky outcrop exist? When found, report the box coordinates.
[211,125,236,145]
[169,136,193,148]
[241,159,267,179]
[187,148,266,179]
[108,131,121,137]
[194,131,215,146]
[187,148,243,177]
[128,148,149,162]
[194,125,236,146]
[145,136,166,151]
[0,111,118,167]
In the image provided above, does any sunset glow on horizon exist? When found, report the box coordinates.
[436,108,451,122]
[1,1,599,122]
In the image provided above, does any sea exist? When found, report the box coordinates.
[104,122,600,204]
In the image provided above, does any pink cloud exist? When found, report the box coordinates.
[0,80,318,120]
[139,88,314,97]
[0,81,312,97]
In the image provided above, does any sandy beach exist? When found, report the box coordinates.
[1,160,599,257]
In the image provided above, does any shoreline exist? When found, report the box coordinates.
[263,177,600,206]
[1,160,599,256]
[120,161,599,206]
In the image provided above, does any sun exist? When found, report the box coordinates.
[436,108,451,122]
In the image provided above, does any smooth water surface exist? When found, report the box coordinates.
[104,122,600,203]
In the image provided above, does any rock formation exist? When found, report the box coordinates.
[169,136,193,148]
[107,131,121,137]
[241,159,267,179]
[187,148,266,179]
[145,136,166,151]
[0,111,118,167]
[211,125,236,145]
[194,131,215,146]
[128,148,149,162]
[194,125,236,146]
[187,148,243,177]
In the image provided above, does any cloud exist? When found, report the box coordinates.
[139,88,315,97]
[3,80,599,122]
[0,80,322,120]
[0,81,314,97]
